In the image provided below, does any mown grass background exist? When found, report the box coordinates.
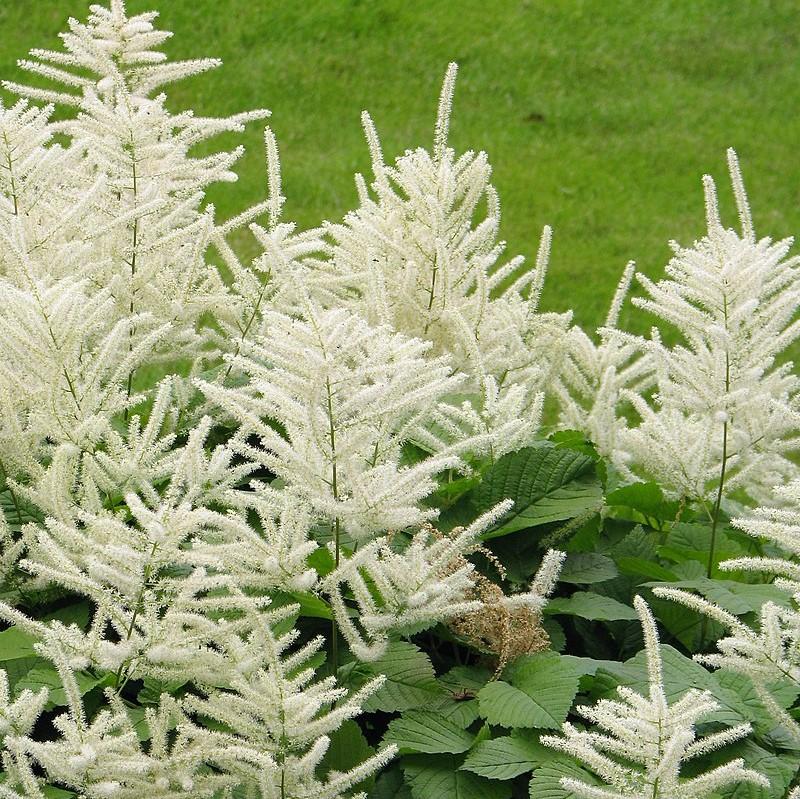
[2,0,800,333]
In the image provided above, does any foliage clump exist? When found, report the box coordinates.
[0,2,798,798]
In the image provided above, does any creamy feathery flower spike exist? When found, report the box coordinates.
[198,304,505,539]
[541,596,769,798]
[180,594,397,799]
[0,621,392,799]
[653,584,800,743]
[321,499,515,660]
[616,151,800,502]
[724,478,800,593]
[213,125,330,373]
[554,261,655,458]
[2,0,268,382]
[291,64,571,452]
[0,278,171,492]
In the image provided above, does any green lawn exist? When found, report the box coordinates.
[2,0,800,333]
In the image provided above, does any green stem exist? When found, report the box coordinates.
[325,376,342,672]
[706,420,728,580]
[114,540,158,691]
[124,133,139,419]
[0,458,22,529]
[3,132,19,215]
[224,273,270,379]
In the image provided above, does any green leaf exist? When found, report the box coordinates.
[278,589,332,619]
[644,577,792,616]
[559,553,617,584]
[473,445,602,539]
[42,787,75,799]
[615,556,678,581]
[403,755,512,799]
[712,739,800,799]
[545,592,637,621]
[322,719,376,788]
[477,682,539,728]
[14,666,109,710]
[529,760,599,799]
[137,677,187,705]
[42,600,92,630]
[659,522,745,568]
[429,698,481,729]
[385,712,475,754]
[0,489,42,532]
[123,705,152,742]
[0,626,39,661]
[477,653,579,729]
[549,430,598,459]
[605,481,679,521]
[461,733,549,780]
[591,645,747,726]
[357,642,445,713]
[368,768,412,799]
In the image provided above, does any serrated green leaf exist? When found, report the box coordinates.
[591,644,747,726]
[461,734,549,780]
[615,556,678,581]
[322,719,376,790]
[605,481,679,521]
[559,553,617,584]
[368,768,412,799]
[473,445,602,539]
[403,755,512,799]
[478,682,539,728]
[712,739,800,799]
[529,760,599,799]
[478,653,578,730]
[384,712,475,754]
[659,522,745,568]
[358,641,444,712]
[507,653,580,728]
[545,592,637,621]
[430,698,481,729]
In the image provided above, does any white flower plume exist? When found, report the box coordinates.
[615,150,800,502]
[542,596,768,798]
[198,305,501,540]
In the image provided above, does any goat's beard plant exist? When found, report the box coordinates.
[0,1,798,798]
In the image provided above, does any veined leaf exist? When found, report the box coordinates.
[403,755,512,799]
[473,445,602,539]
[461,732,549,780]
[359,641,445,713]
[559,553,617,584]
[384,711,475,754]
[529,760,600,799]
[478,652,579,730]
[545,592,637,621]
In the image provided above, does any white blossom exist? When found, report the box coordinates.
[725,477,800,592]
[198,304,500,540]
[554,261,654,457]
[615,151,800,502]
[293,64,571,451]
[542,596,769,798]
